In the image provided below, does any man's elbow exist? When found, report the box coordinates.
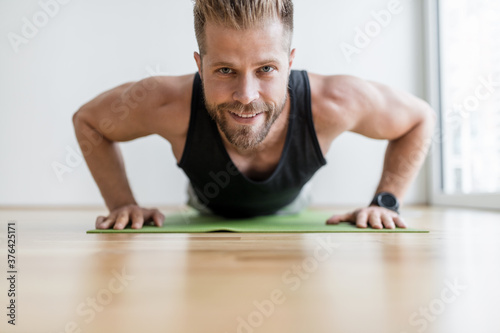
[72,105,98,141]
[422,103,437,127]
[417,103,438,139]
[72,108,81,128]
[72,104,94,129]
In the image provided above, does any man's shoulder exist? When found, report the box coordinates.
[123,73,196,143]
[142,73,196,106]
[306,72,366,139]
[307,72,366,109]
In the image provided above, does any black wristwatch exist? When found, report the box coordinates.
[370,192,400,214]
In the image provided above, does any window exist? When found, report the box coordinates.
[426,0,500,209]
[440,0,500,194]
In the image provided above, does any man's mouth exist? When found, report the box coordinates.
[228,111,264,119]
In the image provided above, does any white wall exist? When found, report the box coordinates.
[0,0,427,208]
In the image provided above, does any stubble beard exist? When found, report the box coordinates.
[202,82,289,151]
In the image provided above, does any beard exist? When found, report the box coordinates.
[202,83,288,151]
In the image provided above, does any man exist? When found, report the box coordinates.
[73,0,436,230]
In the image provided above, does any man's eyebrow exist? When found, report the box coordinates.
[209,58,281,68]
[210,61,234,68]
[254,58,281,66]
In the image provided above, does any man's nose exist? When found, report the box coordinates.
[233,75,259,105]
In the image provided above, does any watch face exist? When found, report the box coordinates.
[380,194,397,207]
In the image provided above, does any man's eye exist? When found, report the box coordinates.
[219,68,232,74]
[261,66,274,73]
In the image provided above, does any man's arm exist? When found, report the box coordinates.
[72,75,191,229]
[320,75,437,228]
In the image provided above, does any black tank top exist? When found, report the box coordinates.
[177,70,327,218]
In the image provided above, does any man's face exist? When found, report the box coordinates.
[195,20,295,151]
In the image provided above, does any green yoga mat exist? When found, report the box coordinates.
[87,209,428,233]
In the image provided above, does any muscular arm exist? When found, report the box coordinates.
[320,75,437,228]
[72,75,191,229]
[341,76,437,200]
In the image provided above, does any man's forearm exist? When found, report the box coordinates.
[73,114,137,211]
[373,113,436,205]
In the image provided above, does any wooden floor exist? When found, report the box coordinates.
[1,205,499,333]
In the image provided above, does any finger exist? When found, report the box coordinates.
[394,216,407,228]
[355,210,369,228]
[142,209,154,225]
[142,208,164,227]
[130,206,144,229]
[367,211,382,229]
[96,214,116,229]
[152,210,164,227]
[326,212,352,224]
[113,210,130,230]
[95,215,106,228]
[381,214,395,229]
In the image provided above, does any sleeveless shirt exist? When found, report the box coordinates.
[177,70,327,218]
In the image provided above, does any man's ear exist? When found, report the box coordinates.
[288,48,296,75]
[194,51,203,79]
[288,49,295,68]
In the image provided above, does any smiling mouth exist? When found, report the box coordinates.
[228,111,264,118]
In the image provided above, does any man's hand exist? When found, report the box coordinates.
[95,204,165,230]
[326,206,406,229]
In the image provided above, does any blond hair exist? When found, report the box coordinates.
[193,0,294,56]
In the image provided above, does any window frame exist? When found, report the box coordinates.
[425,0,500,210]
